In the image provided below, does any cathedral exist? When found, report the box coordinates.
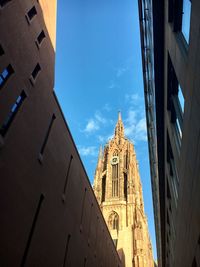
[93,112,154,267]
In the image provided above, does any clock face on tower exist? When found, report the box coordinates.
[110,156,119,165]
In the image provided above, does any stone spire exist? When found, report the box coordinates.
[93,145,103,204]
[97,145,103,167]
[93,111,154,267]
[114,111,125,139]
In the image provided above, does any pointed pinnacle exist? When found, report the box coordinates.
[98,145,103,159]
[118,110,122,121]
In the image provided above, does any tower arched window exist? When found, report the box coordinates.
[113,150,118,156]
[113,214,119,230]
[108,212,119,231]
[112,150,119,197]
[112,164,118,197]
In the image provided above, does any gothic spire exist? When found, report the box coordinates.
[97,145,103,162]
[115,111,124,138]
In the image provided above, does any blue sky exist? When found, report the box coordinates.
[55,0,157,260]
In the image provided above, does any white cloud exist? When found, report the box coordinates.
[116,67,128,77]
[125,110,137,125]
[125,93,142,105]
[124,109,147,142]
[78,146,97,156]
[97,133,114,143]
[83,111,107,134]
[134,118,147,141]
[103,103,111,112]
[95,112,106,124]
[84,119,99,133]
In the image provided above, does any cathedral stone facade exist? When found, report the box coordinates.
[93,112,154,267]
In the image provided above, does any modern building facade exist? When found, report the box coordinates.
[93,113,154,267]
[138,0,200,266]
[0,1,122,266]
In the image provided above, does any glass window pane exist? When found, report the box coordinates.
[2,68,8,79]
[178,86,185,113]
[0,76,3,85]
[182,0,191,43]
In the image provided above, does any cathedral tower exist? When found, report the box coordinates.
[93,112,154,267]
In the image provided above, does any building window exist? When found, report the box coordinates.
[101,175,106,202]
[182,0,191,43]
[39,114,56,158]
[0,44,4,56]
[112,164,119,197]
[0,64,14,89]
[168,0,191,44]
[0,91,27,137]
[113,214,119,230]
[167,55,184,148]
[103,147,108,171]
[29,63,41,85]
[32,63,41,79]
[167,133,179,204]
[0,0,12,7]
[108,212,119,231]
[178,85,185,113]
[21,194,45,266]
[124,150,128,169]
[36,30,46,48]
[124,173,127,200]
[26,6,37,22]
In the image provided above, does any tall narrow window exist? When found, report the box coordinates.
[103,148,108,171]
[21,194,45,267]
[63,155,73,197]
[168,0,191,44]
[26,6,37,22]
[167,55,184,148]
[182,0,191,43]
[32,63,41,80]
[124,151,128,169]
[112,164,119,197]
[0,0,12,7]
[124,173,127,200]
[108,212,119,231]
[0,44,4,56]
[38,114,56,161]
[113,214,119,230]
[63,234,71,267]
[101,175,106,202]
[29,63,41,85]
[0,91,26,137]
[167,133,179,204]
[0,64,14,89]
[36,30,46,48]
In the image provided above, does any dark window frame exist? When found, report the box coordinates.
[0,0,12,8]
[29,63,41,85]
[35,30,46,49]
[0,64,14,90]
[167,55,184,148]
[25,6,37,24]
[168,0,192,44]
[38,114,56,163]
[0,44,4,56]
[0,90,27,137]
